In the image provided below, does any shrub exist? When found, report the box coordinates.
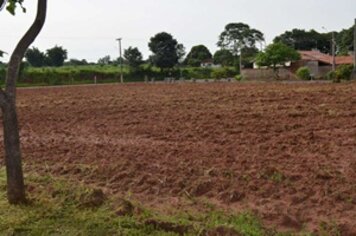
[296,67,311,80]
[335,65,353,80]
[211,68,227,80]
[211,67,236,80]
[326,70,336,80]
[235,75,244,81]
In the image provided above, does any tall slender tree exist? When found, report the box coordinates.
[0,0,48,204]
[217,23,264,71]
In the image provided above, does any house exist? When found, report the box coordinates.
[291,50,353,78]
[200,59,221,68]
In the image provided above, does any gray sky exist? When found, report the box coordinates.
[0,0,355,62]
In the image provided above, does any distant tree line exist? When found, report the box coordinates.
[1,21,353,84]
[25,45,68,67]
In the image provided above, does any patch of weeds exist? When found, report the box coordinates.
[261,168,285,184]
[223,169,235,179]
[200,210,265,236]
[0,168,180,235]
[240,174,251,182]
[319,221,341,236]
[270,172,285,183]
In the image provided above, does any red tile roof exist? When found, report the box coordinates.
[298,50,353,65]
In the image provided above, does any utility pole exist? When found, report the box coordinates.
[116,38,123,83]
[332,31,336,71]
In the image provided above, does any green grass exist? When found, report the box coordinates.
[0,168,318,235]
[0,169,179,235]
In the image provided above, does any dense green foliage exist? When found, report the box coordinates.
[25,46,68,67]
[211,67,236,79]
[296,67,311,80]
[124,47,143,69]
[213,49,234,66]
[66,58,89,66]
[217,23,264,55]
[274,26,355,55]
[97,55,111,65]
[337,26,355,55]
[148,32,183,70]
[241,47,259,68]
[256,43,300,70]
[45,45,67,67]
[25,47,45,67]
[0,65,240,86]
[274,29,331,54]
[336,64,354,80]
[185,45,212,67]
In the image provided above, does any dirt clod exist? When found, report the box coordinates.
[79,189,106,208]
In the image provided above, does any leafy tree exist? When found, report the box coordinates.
[241,47,259,68]
[66,58,88,66]
[213,49,234,66]
[0,0,47,204]
[274,29,331,54]
[176,43,186,64]
[275,26,355,56]
[148,32,183,70]
[255,42,300,78]
[185,45,212,67]
[337,26,354,55]
[217,22,264,71]
[45,45,67,67]
[124,47,143,69]
[97,55,112,65]
[25,47,45,67]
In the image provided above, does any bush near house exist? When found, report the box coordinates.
[296,67,311,80]
[211,67,236,80]
[335,64,354,80]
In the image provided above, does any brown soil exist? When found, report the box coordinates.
[1,82,355,234]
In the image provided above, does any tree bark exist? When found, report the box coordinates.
[1,0,47,205]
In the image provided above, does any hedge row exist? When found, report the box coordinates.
[0,66,239,86]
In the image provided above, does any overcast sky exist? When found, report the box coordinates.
[0,0,355,62]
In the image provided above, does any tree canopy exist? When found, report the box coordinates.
[274,29,331,54]
[274,26,355,55]
[45,45,67,67]
[25,47,45,67]
[185,45,212,67]
[337,26,354,55]
[213,49,234,67]
[124,47,143,69]
[148,32,183,69]
[255,42,300,76]
[217,23,264,56]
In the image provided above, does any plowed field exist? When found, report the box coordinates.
[1,82,355,234]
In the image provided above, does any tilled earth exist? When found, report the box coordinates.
[1,82,355,234]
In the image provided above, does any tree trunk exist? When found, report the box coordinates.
[0,0,47,205]
[1,100,25,204]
